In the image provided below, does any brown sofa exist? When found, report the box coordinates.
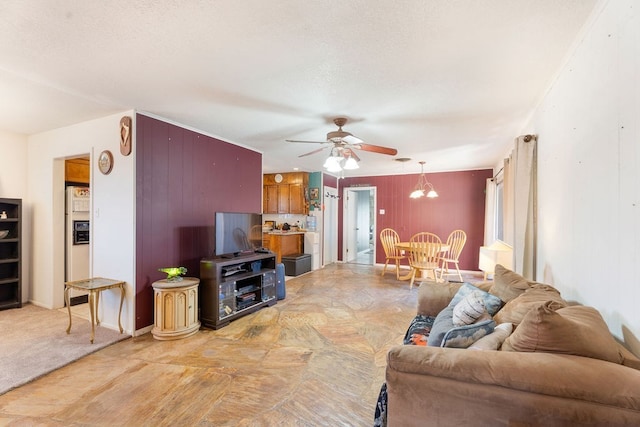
[385,266,640,426]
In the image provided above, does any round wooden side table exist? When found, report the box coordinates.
[152,277,200,340]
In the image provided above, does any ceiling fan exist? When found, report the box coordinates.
[285,118,398,164]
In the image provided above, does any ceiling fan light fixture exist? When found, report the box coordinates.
[326,159,343,173]
[343,156,359,170]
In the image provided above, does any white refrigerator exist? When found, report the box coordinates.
[304,231,320,270]
[65,186,90,283]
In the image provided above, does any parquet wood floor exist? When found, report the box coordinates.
[0,263,483,426]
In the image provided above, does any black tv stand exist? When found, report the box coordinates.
[199,252,277,329]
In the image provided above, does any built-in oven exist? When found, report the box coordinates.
[72,220,90,245]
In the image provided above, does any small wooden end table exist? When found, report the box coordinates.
[65,277,125,343]
[152,277,200,340]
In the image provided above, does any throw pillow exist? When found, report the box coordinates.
[441,319,496,348]
[468,322,513,351]
[452,290,486,326]
[448,282,503,316]
[493,283,566,326]
[427,304,495,348]
[502,302,624,364]
[489,264,533,303]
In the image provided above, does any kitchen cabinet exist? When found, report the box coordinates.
[0,198,21,310]
[65,157,90,184]
[288,183,305,214]
[263,172,309,214]
[267,232,304,264]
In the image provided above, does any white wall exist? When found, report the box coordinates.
[528,0,639,349]
[0,130,29,302]
[27,111,136,334]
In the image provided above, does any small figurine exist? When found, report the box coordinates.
[0,211,6,219]
[158,266,187,281]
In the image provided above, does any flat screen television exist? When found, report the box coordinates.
[215,212,263,257]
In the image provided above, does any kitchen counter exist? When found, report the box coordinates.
[266,232,304,263]
[267,231,305,235]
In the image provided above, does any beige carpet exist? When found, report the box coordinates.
[0,303,130,395]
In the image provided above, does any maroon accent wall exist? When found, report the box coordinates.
[338,169,492,271]
[323,173,338,189]
[135,114,262,330]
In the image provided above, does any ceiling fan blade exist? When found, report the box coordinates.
[354,143,398,156]
[286,139,329,144]
[342,134,363,145]
[298,146,328,158]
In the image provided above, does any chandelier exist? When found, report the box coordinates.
[323,147,359,173]
[409,161,438,199]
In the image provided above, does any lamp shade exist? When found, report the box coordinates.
[478,240,513,277]
[343,156,359,170]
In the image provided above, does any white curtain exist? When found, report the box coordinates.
[503,135,537,279]
[483,178,496,246]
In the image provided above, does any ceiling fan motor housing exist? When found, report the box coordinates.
[327,130,352,142]
[327,117,351,142]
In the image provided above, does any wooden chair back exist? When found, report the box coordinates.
[408,232,442,268]
[380,228,402,258]
[443,229,467,261]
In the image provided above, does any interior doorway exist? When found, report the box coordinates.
[323,186,339,265]
[63,156,91,307]
[343,186,376,265]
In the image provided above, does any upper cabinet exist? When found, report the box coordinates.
[263,173,309,214]
[65,157,90,184]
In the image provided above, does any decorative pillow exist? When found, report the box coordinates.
[469,322,513,351]
[493,283,566,326]
[452,290,486,326]
[489,264,533,303]
[441,319,496,348]
[427,305,495,348]
[448,282,503,316]
[502,302,624,364]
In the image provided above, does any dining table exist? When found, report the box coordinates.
[394,241,450,281]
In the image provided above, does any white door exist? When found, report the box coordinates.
[323,186,339,265]
[344,188,358,262]
[343,186,376,265]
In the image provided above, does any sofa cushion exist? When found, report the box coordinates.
[493,283,566,326]
[489,264,533,303]
[452,290,486,326]
[469,322,513,351]
[502,302,624,364]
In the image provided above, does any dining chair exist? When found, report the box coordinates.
[407,232,442,289]
[438,229,467,282]
[379,228,405,279]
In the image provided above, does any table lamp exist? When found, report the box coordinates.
[478,240,513,280]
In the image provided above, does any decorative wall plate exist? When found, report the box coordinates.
[98,150,114,175]
[274,173,283,183]
[120,116,132,156]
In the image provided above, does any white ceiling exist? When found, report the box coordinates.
[0,0,598,176]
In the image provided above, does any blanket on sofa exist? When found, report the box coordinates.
[374,315,436,426]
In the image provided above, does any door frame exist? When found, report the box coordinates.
[342,186,376,265]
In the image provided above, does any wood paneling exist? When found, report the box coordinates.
[338,169,493,271]
[135,114,262,330]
